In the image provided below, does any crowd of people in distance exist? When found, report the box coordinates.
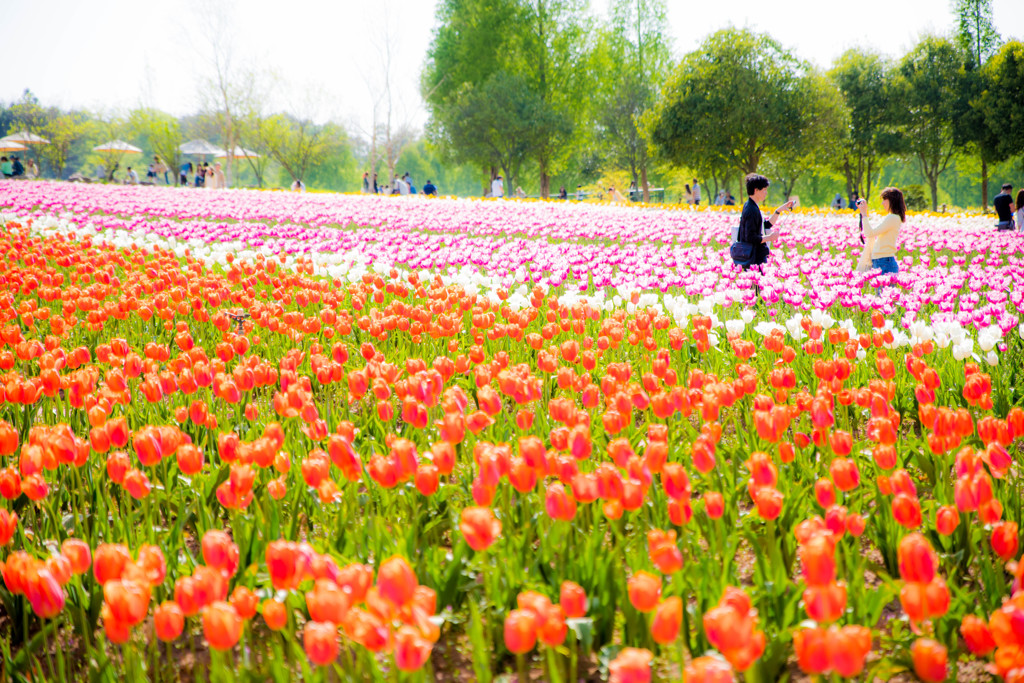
[361,171,439,197]
[175,159,227,189]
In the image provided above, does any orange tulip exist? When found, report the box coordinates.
[93,543,130,585]
[202,530,239,577]
[460,506,501,551]
[960,614,995,656]
[898,533,937,583]
[504,608,538,654]
[203,601,243,651]
[803,581,846,623]
[560,581,587,618]
[911,638,947,682]
[794,626,829,674]
[935,505,959,536]
[26,567,65,619]
[229,585,259,620]
[306,578,353,624]
[829,457,859,491]
[394,624,433,670]
[262,598,288,631]
[0,509,17,546]
[627,571,662,612]
[154,601,185,642]
[704,491,724,519]
[683,656,734,682]
[651,597,682,644]
[377,556,417,608]
[827,625,872,678]
[648,529,684,574]
[61,538,91,575]
[609,647,653,683]
[992,521,1020,561]
[304,620,339,666]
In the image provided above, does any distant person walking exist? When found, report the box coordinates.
[180,161,192,186]
[857,186,906,285]
[692,179,701,205]
[372,173,379,194]
[683,184,693,204]
[994,183,1016,231]
[832,193,843,210]
[362,172,370,193]
[153,157,169,184]
[491,175,504,198]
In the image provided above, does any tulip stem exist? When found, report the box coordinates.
[517,652,528,683]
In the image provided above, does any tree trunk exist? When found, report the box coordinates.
[539,156,550,199]
[865,158,873,201]
[981,158,988,212]
[928,174,939,212]
[641,165,649,203]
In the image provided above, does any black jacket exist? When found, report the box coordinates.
[737,198,772,244]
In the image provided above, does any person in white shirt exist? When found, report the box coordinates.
[1016,189,1024,233]
[491,175,504,198]
[291,179,305,192]
[126,167,139,185]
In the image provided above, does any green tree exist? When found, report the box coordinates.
[127,108,182,181]
[597,0,672,200]
[512,0,591,198]
[422,0,520,182]
[261,115,346,185]
[648,28,812,180]
[829,48,897,200]
[441,71,565,191]
[39,111,89,180]
[978,41,1024,167]
[761,69,851,200]
[953,0,1000,68]
[952,0,1002,209]
[894,35,966,210]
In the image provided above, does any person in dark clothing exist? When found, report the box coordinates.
[11,157,25,177]
[994,183,1015,230]
[732,173,795,273]
[422,180,437,196]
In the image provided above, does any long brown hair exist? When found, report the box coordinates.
[880,187,906,222]
[1016,189,1024,213]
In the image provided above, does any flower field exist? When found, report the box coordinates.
[0,180,1023,682]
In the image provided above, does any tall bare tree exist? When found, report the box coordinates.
[189,0,256,187]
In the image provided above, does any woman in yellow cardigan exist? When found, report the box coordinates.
[857,187,906,280]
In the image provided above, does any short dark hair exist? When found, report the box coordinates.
[880,186,907,222]
[1002,183,1013,190]
[745,173,770,196]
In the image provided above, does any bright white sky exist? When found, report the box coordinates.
[3,0,1023,135]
